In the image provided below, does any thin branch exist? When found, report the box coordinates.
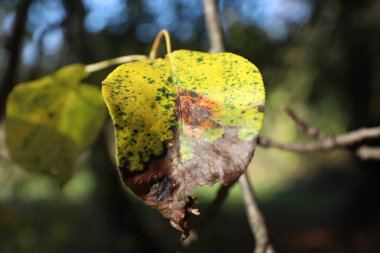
[201,0,275,252]
[283,107,329,139]
[202,0,225,53]
[258,109,380,160]
[258,127,380,153]
[356,146,380,160]
[239,174,274,253]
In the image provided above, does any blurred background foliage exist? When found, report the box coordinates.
[0,0,380,252]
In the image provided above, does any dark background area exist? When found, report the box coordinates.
[0,0,380,252]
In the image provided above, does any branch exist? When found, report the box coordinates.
[200,1,275,252]
[239,174,275,253]
[198,184,230,228]
[356,146,380,160]
[283,107,329,139]
[258,108,380,160]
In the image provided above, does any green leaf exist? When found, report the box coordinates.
[5,64,106,184]
[102,50,265,238]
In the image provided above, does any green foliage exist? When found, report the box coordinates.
[5,64,106,184]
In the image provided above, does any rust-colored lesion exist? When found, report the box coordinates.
[175,88,220,137]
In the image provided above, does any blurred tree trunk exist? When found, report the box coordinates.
[62,0,91,63]
[0,0,32,119]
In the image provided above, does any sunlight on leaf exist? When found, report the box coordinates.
[5,64,106,184]
[102,50,265,238]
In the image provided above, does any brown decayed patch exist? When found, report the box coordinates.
[118,122,257,240]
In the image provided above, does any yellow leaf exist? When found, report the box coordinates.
[103,50,265,172]
[102,49,265,237]
[6,64,106,184]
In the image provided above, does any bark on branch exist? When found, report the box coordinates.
[258,108,380,160]
[239,174,275,253]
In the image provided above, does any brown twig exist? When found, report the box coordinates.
[356,146,380,160]
[258,109,380,160]
[239,174,275,253]
[283,107,329,139]
[258,128,380,153]
[200,0,275,252]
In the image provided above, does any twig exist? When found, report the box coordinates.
[258,109,380,160]
[283,107,329,139]
[356,146,380,160]
[258,127,380,153]
[239,174,275,253]
[201,0,275,252]
[84,55,147,73]
[202,0,225,53]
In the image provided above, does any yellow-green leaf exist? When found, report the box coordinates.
[5,64,106,184]
[102,50,265,237]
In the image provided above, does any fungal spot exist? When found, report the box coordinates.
[164,104,173,110]
[258,104,265,113]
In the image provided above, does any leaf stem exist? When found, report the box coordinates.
[149,29,172,60]
[84,55,148,73]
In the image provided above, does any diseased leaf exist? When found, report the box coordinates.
[6,64,106,184]
[102,50,265,238]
